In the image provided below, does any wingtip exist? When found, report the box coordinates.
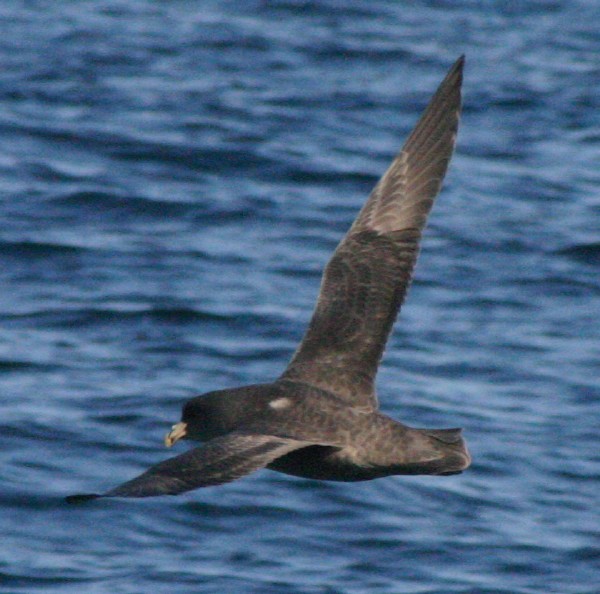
[65,493,102,504]
[446,55,465,84]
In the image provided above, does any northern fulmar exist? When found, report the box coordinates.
[67,55,470,503]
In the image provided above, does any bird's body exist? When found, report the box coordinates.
[67,56,471,503]
[179,381,469,482]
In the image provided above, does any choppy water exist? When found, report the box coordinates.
[1,2,599,593]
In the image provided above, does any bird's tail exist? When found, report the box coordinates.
[423,427,471,475]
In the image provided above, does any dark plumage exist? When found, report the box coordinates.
[67,56,470,504]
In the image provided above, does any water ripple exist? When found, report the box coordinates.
[1,2,598,593]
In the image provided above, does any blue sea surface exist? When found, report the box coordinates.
[1,1,599,593]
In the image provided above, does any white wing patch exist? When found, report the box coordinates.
[269,397,292,410]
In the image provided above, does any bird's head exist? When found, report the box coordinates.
[164,388,254,447]
[164,395,213,447]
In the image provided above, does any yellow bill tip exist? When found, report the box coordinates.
[164,422,187,447]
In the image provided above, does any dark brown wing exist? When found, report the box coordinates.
[65,433,315,501]
[281,56,464,409]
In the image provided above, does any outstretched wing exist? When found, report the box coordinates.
[66,433,315,501]
[281,56,464,409]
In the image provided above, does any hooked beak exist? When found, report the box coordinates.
[164,422,187,447]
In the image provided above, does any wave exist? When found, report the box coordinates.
[51,190,196,218]
[0,239,85,258]
[557,242,600,266]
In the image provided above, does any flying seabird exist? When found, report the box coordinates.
[67,55,470,503]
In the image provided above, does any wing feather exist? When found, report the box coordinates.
[282,56,464,408]
[66,433,313,501]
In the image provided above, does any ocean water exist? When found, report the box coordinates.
[1,1,599,592]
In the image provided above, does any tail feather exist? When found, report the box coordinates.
[425,427,464,445]
[423,427,471,475]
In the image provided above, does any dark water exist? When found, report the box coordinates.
[1,1,599,593]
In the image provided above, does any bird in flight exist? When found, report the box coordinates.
[67,56,470,503]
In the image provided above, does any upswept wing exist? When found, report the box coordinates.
[282,56,464,408]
